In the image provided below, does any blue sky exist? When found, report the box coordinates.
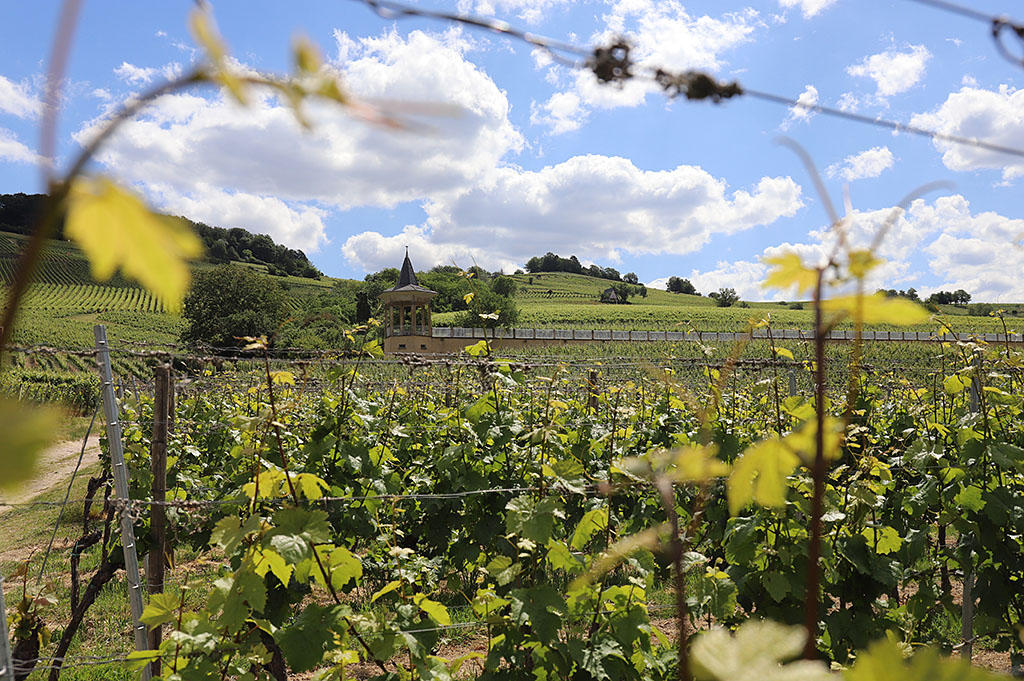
[2,0,1023,300]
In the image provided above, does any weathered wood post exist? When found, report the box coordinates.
[587,370,598,413]
[148,364,171,674]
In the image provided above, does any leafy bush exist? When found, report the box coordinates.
[181,264,288,348]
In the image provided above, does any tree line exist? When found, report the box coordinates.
[0,192,321,279]
[878,287,972,306]
[523,251,641,284]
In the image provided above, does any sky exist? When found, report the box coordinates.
[1,0,1023,301]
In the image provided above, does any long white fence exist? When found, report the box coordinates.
[431,327,1018,342]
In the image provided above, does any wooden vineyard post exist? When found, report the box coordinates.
[0,575,14,681]
[168,367,175,435]
[93,325,153,681]
[788,368,797,397]
[962,353,981,661]
[148,364,171,675]
[587,370,598,413]
[961,569,975,660]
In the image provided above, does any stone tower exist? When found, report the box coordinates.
[380,250,437,353]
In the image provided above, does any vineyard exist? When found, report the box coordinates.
[2,325,1022,681]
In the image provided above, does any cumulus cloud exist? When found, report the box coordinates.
[846,45,930,100]
[533,1,759,133]
[826,146,894,181]
[0,76,41,119]
[781,84,818,129]
[919,196,1024,301]
[777,0,838,19]
[343,155,803,271]
[689,260,769,300]
[910,85,1024,182]
[150,183,329,252]
[0,128,38,164]
[530,91,585,134]
[694,195,1024,302]
[113,61,182,86]
[75,29,523,252]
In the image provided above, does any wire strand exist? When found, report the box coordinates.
[347,0,1024,158]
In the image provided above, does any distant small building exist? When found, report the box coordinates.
[600,287,620,304]
[380,250,437,353]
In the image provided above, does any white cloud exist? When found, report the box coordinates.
[113,62,182,86]
[837,92,859,112]
[530,91,585,134]
[846,45,931,99]
[705,195,1024,302]
[0,128,38,164]
[777,0,838,19]
[75,29,523,252]
[689,260,769,300]
[0,76,41,119]
[533,1,759,133]
[781,84,818,129]
[150,183,329,253]
[910,85,1024,182]
[825,146,894,181]
[919,197,1024,301]
[343,155,803,271]
[459,0,570,24]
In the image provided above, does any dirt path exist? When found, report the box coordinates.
[0,435,101,511]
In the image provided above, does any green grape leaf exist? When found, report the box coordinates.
[506,495,564,545]
[845,637,1008,681]
[371,580,402,603]
[414,593,451,626]
[762,252,819,295]
[65,177,203,313]
[571,507,609,550]
[955,485,986,512]
[862,526,904,555]
[294,473,329,501]
[943,374,966,395]
[485,555,521,586]
[139,591,181,630]
[546,541,584,573]
[210,514,261,555]
[0,400,59,491]
[255,547,293,587]
[276,604,335,673]
[327,546,362,591]
[764,572,791,602]
[727,438,799,515]
[691,620,830,681]
[822,293,930,326]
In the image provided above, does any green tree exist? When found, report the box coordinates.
[492,275,518,297]
[710,287,739,307]
[666,276,697,294]
[181,264,288,347]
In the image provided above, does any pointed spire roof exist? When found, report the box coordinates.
[397,248,418,287]
[383,249,436,295]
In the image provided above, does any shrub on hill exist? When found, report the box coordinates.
[181,264,288,348]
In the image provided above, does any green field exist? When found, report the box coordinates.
[0,231,340,348]
[435,271,1017,333]
[4,233,1020,352]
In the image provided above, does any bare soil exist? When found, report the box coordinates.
[0,435,101,512]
